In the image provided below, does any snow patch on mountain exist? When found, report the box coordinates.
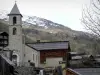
[0,10,70,29]
[0,10,9,21]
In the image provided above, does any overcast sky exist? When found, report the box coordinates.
[0,0,90,31]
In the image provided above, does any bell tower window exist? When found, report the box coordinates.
[13,27,17,35]
[13,16,17,25]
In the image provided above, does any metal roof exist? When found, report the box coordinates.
[26,41,69,51]
[74,68,100,75]
[72,56,82,60]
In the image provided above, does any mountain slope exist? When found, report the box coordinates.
[0,10,100,55]
[0,20,8,32]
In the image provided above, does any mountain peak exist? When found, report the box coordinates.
[0,10,71,31]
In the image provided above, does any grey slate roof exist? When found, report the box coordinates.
[74,68,100,75]
[26,41,69,51]
[0,32,8,35]
[8,3,22,16]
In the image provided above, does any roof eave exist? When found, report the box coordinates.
[8,14,23,17]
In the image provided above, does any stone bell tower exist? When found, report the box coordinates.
[8,3,24,66]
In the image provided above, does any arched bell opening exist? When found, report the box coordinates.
[13,16,17,25]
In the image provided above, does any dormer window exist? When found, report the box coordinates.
[13,27,17,35]
[13,16,17,25]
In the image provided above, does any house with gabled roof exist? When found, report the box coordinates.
[26,41,71,67]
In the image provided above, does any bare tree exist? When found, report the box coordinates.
[81,0,100,55]
[82,0,100,37]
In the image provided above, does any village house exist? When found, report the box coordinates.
[26,41,71,67]
[0,32,9,49]
[2,3,71,68]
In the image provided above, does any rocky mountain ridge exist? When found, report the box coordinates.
[0,10,89,37]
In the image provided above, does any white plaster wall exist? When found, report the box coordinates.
[39,57,63,68]
[46,57,63,67]
[25,45,40,67]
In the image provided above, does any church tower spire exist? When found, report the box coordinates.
[8,3,22,25]
[9,3,22,15]
[8,3,24,66]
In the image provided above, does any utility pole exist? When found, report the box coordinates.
[66,52,70,68]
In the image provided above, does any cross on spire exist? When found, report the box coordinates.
[15,0,17,3]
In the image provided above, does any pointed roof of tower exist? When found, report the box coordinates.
[8,3,22,17]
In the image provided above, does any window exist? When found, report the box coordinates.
[13,27,17,35]
[33,54,34,61]
[4,41,7,44]
[36,55,38,62]
[0,36,3,39]
[13,16,17,25]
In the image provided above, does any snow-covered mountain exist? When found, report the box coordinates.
[1,10,99,55]
[0,10,71,29]
[0,10,89,37]
[0,10,9,21]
